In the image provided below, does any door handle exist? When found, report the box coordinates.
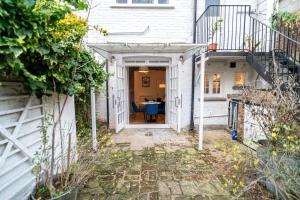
[175,97,180,107]
[112,95,115,109]
[117,97,121,108]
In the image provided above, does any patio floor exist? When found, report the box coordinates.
[77,129,261,199]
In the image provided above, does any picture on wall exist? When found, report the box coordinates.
[142,76,150,87]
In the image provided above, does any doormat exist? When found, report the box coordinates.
[145,132,153,136]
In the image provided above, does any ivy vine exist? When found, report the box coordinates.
[272,11,300,29]
[0,0,108,97]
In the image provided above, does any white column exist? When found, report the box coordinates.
[90,87,97,151]
[198,52,206,151]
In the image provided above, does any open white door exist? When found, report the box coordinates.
[115,64,126,133]
[168,64,181,132]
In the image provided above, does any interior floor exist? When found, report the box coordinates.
[130,112,165,124]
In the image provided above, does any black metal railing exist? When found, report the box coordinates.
[196,5,300,84]
[247,15,300,83]
[196,5,251,51]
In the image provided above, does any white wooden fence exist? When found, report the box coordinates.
[0,82,43,199]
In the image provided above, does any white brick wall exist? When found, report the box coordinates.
[85,0,194,44]
[278,0,300,13]
[82,0,271,130]
[83,0,262,44]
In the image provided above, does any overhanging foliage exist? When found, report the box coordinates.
[0,0,107,96]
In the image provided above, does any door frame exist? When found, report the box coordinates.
[125,65,169,128]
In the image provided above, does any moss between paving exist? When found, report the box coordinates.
[78,140,231,200]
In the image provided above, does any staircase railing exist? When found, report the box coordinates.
[196,5,300,84]
[196,5,251,51]
[247,15,300,83]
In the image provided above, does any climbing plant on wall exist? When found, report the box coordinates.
[272,11,300,29]
[0,0,108,97]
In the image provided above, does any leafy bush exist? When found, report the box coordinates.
[0,0,107,97]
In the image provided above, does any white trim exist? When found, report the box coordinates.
[198,53,206,151]
[126,64,169,127]
[112,0,173,9]
[111,4,174,9]
[90,87,97,151]
[125,124,170,129]
[109,26,150,36]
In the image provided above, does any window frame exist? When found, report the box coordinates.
[212,73,221,94]
[204,73,223,97]
[234,72,246,87]
[116,0,170,5]
[204,74,209,94]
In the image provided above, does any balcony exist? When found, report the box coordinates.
[195,5,300,85]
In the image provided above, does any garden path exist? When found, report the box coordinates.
[78,128,237,199]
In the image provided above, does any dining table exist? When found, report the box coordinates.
[139,101,161,105]
[139,101,161,122]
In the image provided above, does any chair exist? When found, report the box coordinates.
[144,98,150,102]
[145,104,159,122]
[158,101,165,114]
[131,102,144,112]
[131,102,144,119]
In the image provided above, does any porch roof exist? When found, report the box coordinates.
[87,42,206,56]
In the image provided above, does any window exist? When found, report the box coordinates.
[158,0,169,3]
[204,74,209,94]
[212,74,221,94]
[205,0,220,16]
[116,0,169,4]
[234,72,246,86]
[116,0,127,3]
[132,0,153,3]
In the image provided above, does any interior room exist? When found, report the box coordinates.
[129,67,166,124]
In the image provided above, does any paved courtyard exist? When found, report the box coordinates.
[77,129,243,199]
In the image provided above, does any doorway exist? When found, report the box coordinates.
[128,67,166,124]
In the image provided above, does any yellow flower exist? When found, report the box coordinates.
[254,159,260,166]
[232,188,237,194]
[239,181,245,187]
[271,132,277,138]
[224,183,228,187]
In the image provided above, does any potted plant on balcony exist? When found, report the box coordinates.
[208,19,224,52]
[243,34,260,53]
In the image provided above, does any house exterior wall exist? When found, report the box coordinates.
[243,104,266,150]
[278,0,300,13]
[82,0,266,45]
[95,87,108,122]
[84,0,271,130]
[193,59,258,127]
[84,0,194,44]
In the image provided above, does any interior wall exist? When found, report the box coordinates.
[133,69,166,104]
[129,68,135,104]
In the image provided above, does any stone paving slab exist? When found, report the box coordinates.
[78,129,234,200]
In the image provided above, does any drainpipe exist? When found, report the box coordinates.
[190,0,197,132]
[106,59,110,129]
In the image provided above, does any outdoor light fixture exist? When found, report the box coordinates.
[159,83,166,89]
[180,55,184,64]
[139,66,149,73]
[110,56,115,63]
